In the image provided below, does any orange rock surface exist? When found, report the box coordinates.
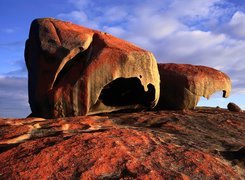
[156,63,231,110]
[0,108,244,179]
[25,18,160,118]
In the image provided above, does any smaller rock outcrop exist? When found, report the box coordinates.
[228,102,242,112]
[156,63,231,110]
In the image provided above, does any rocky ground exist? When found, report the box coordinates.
[0,107,244,179]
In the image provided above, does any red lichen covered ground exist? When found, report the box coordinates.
[0,108,244,179]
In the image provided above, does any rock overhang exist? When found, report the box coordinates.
[25,18,160,118]
[156,63,232,110]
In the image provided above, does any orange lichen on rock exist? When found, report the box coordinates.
[0,108,244,179]
[25,18,160,118]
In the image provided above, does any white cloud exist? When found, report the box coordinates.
[68,0,90,8]
[58,11,98,29]
[156,30,226,58]
[227,11,245,38]
[1,28,15,34]
[169,0,221,18]
[127,16,183,40]
[103,26,126,37]
[103,6,128,22]
[0,77,30,118]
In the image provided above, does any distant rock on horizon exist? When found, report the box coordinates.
[228,102,242,112]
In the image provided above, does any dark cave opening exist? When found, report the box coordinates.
[222,90,227,98]
[99,77,155,107]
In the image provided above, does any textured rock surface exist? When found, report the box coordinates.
[156,63,231,110]
[0,108,244,179]
[24,18,160,118]
[228,102,242,112]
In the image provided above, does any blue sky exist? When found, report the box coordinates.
[0,0,244,117]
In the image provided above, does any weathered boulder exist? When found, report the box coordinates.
[24,18,160,118]
[156,63,231,110]
[228,102,242,112]
[0,108,244,179]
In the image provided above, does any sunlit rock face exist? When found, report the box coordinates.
[156,63,231,110]
[24,18,160,118]
[0,108,244,179]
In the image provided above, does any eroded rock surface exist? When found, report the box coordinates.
[24,18,160,118]
[156,63,231,110]
[0,108,244,179]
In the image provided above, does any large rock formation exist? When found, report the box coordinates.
[24,18,160,118]
[156,63,231,110]
[0,108,244,179]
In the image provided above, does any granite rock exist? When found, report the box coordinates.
[0,108,244,179]
[25,18,160,118]
[156,63,231,110]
